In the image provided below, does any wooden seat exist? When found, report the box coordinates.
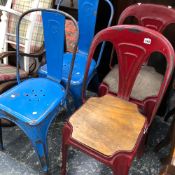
[70,94,146,156]
[103,65,163,101]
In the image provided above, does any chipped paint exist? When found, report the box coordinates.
[32,112,37,115]
[128,28,141,33]
[11,95,16,98]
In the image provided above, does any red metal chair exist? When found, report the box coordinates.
[118,3,175,32]
[61,25,174,175]
[99,4,175,115]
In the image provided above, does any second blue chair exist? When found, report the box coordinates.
[39,0,114,107]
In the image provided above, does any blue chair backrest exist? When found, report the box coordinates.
[16,9,79,86]
[55,0,114,65]
[42,11,65,82]
[78,0,99,54]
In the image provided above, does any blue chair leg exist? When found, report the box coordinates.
[70,84,82,109]
[11,120,51,174]
[0,119,3,150]
[32,138,49,174]
[12,121,50,174]
[0,109,60,174]
[24,125,50,174]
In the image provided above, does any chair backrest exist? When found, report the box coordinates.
[83,25,174,122]
[8,0,53,52]
[118,3,175,32]
[42,10,65,82]
[16,9,79,87]
[0,0,53,71]
[78,0,113,54]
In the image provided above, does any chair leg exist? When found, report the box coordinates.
[0,119,4,150]
[61,125,70,175]
[70,84,82,109]
[66,93,75,116]
[61,143,68,175]
[24,124,50,174]
[32,139,49,174]
[112,164,130,175]
[0,111,56,174]
[136,134,146,159]
[112,156,131,175]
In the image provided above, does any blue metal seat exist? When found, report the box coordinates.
[0,8,79,174]
[0,78,65,124]
[62,53,96,83]
[38,0,114,108]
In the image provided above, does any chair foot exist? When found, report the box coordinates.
[61,169,66,175]
[32,140,49,174]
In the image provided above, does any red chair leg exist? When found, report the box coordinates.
[98,83,109,97]
[112,156,131,175]
[137,134,147,159]
[112,164,130,175]
[61,143,68,175]
[61,124,71,175]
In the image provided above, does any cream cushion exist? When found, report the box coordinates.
[103,65,164,100]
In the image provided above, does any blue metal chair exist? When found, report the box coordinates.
[0,8,79,174]
[39,0,114,108]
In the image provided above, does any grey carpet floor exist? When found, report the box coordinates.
[0,110,172,175]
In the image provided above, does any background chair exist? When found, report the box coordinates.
[0,0,54,71]
[0,8,79,174]
[39,0,114,108]
[99,3,175,117]
[61,25,174,175]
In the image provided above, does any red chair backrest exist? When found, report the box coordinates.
[83,25,174,121]
[118,3,175,33]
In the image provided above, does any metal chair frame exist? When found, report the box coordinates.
[0,8,79,174]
